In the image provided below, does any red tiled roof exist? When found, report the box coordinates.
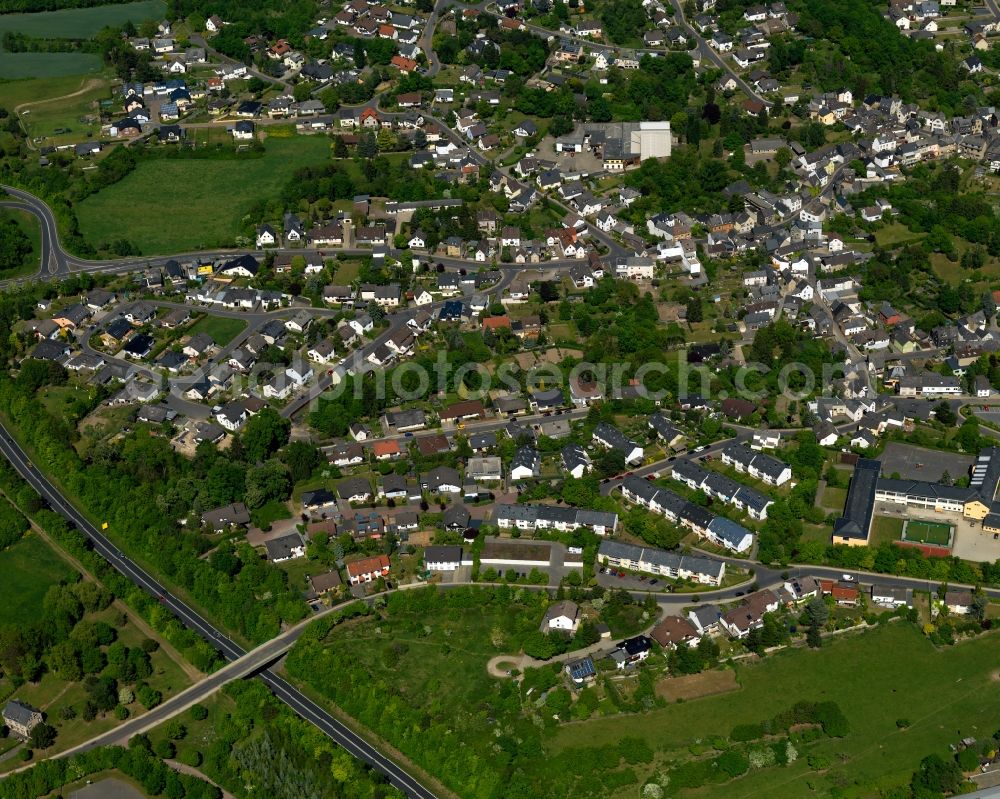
[346,554,390,577]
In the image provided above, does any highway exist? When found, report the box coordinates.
[0,421,440,799]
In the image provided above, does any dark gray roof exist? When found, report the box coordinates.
[264,532,304,560]
[425,545,463,563]
[2,699,40,727]
[706,516,752,548]
[648,411,682,441]
[593,422,639,454]
[876,478,977,503]
[833,458,880,540]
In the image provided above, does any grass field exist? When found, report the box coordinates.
[0,73,98,108]
[0,52,101,79]
[19,78,111,144]
[0,0,165,39]
[874,222,926,248]
[869,514,904,547]
[187,314,247,346]
[0,532,76,625]
[76,137,333,254]
[902,518,953,546]
[554,624,1000,799]
[0,207,41,279]
[819,485,847,511]
[250,499,292,530]
[0,1,162,77]
[930,252,967,286]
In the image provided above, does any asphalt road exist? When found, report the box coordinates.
[0,422,440,799]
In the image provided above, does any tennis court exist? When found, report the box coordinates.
[901,519,953,547]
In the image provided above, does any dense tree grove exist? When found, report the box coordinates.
[0,354,310,642]
[791,0,964,110]
[286,586,661,799]
[0,495,29,550]
[0,211,32,274]
[600,0,647,44]
[0,742,223,799]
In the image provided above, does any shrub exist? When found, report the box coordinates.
[154,739,176,759]
[716,749,750,777]
[731,723,764,742]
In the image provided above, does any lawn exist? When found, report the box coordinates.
[929,252,971,286]
[19,77,111,144]
[0,73,101,109]
[187,314,247,346]
[555,624,1000,798]
[874,222,926,248]
[331,259,362,283]
[76,137,334,255]
[869,514,904,547]
[0,532,76,626]
[0,207,41,279]
[819,485,846,511]
[249,499,292,530]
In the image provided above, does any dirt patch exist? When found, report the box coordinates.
[481,540,550,562]
[656,668,739,702]
[990,669,1000,682]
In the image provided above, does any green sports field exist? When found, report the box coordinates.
[76,137,334,255]
[902,519,953,547]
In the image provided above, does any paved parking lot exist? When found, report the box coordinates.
[879,442,973,483]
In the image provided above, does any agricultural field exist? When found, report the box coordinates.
[76,137,334,255]
[0,51,100,80]
[553,624,1000,799]
[0,0,165,39]
[0,532,76,626]
[187,314,247,346]
[0,1,165,78]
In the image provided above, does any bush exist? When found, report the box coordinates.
[619,736,654,764]
[956,747,980,772]
[137,684,162,710]
[179,747,202,767]
[189,703,208,721]
[716,749,750,777]
[813,701,850,737]
[154,739,176,759]
[731,723,764,742]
